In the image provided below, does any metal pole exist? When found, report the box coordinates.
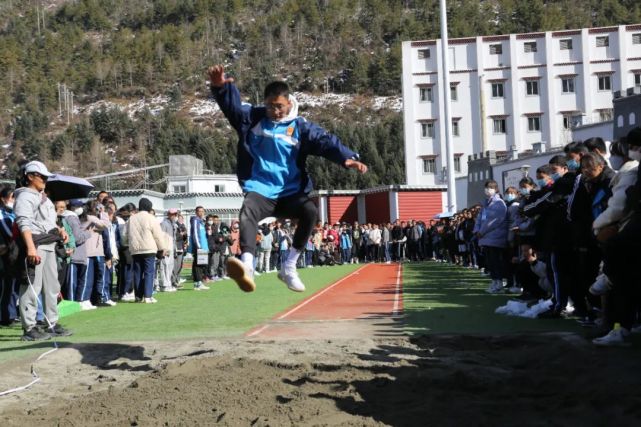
[439,0,457,213]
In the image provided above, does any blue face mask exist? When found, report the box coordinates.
[551,172,561,182]
[566,159,579,171]
[536,178,548,188]
[506,194,516,202]
[519,188,530,196]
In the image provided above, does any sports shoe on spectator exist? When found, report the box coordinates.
[98,299,117,307]
[50,323,73,337]
[507,286,522,294]
[120,292,135,302]
[226,257,256,292]
[21,326,51,341]
[589,274,612,296]
[254,271,262,277]
[193,282,210,291]
[593,327,631,347]
[486,280,503,294]
[142,297,157,304]
[79,300,97,310]
[160,287,177,293]
[179,278,187,284]
[277,267,305,292]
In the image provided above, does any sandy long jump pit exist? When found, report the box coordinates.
[2,264,641,426]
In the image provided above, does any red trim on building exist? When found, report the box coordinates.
[557,73,579,78]
[554,61,582,66]
[487,78,508,82]
[552,30,581,37]
[413,72,438,76]
[451,69,478,74]
[450,37,476,45]
[416,83,436,87]
[418,118,437,123]
[589,27,617,34]
[626,24,641,31]
[397,192,443,223]
[483,35,509,42]
[516,32,545,39]
[411,41,437,47]
[590,59,619,64]
[522,76,542,80]
[489,114,510,119]
[523,112,544,117]
[518,64,546,69]
[419,154,439,159]
[485,66,511,71]
[594,70,616,75]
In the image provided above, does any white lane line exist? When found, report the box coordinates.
[392,262,402,316]
[246,324,270,337]
[276,265,369,320]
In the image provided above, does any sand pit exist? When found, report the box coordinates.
[2,332,641,426]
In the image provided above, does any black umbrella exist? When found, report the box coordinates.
[46,174,95,202]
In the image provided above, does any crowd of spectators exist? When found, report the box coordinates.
[1,129,640,346]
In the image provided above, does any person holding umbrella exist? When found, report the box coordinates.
[14,161,72,340]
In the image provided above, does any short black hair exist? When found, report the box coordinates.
[583,137,607,154]
[264,81,289,99]
[549,155,568,168]
[519,177,535,187]
[484,179,498,189]
[536,164,554,176]
[627,127,641,147]
[565,141,588,155]
[610,139,628,157]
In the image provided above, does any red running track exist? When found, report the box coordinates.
[246,263,403,339]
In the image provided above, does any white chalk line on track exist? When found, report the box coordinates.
[245,265,369,337]
[392,262,402,317]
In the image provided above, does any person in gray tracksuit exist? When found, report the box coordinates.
[14,161,72,340]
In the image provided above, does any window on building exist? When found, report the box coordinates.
[489,44,502,54]
[493,119,507,134]
[599,109,613,122]
[454,156,461,173]
[526,80,539,95]
[563,115,572,130]
[450,85,458,101]
[598,75,612,91]
[524,41,537,53]
[452,119,460,136]
[419,87,432,102]
[630,112,636,126]
[562,78,575,93]
[418,49,430,59]
[560,39,573,50]
[423,158,436,174]
[173,185,186,193]
[421,122,435,138]
[491,82,504,98]
[634,72,641,86]
[527,116,541,132]
[214,184,225,192]
[633,33,641,44]
[596,36,609,47]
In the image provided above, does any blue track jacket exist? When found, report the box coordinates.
[212,83,360,199]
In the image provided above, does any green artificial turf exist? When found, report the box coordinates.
[0,264,360,361]
[402,261,583,335]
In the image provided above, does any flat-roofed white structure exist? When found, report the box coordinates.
[402,24,641,185]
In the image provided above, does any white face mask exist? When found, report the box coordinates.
[609,155,625,171]
[484,188,496,197]
[74,207,83,215]
[5,202,13,209]
[207,221,214,226]
[629,149,641,162]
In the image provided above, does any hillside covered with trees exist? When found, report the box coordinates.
[1,0,640,190]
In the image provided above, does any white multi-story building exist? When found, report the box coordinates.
[402,24,641,186]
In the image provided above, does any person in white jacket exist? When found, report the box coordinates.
[158,209,177,292]
[127,198,168,303]
[590,140,638,297]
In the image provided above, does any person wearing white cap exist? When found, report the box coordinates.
[14,161,72,340]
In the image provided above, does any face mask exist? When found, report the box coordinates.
[519,188,530,196]
[5,202,13,209]
[551,172,561,182]
[207,221,214,225]
[609,155,625,171]
[629,150,641,162]
[484,188,496,197]
[536,179,548,188]
[74,207,83,215]
[505,194,516,202]
[566,159,580,171]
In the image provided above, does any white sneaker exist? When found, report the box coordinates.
[79,300,97,311]
[254,271,262,277]
[589,274,612,296]
[277,267,305,292]
[160,287,177,293]
[507,286,522,294]
[194,282,210,291]
[486,280,504,294]
[99,299,117,307]
[120,292,135,302]
[225,257,256,292]
[593,328,631,347]
[179,278,187,284]
[142,297,157,304]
